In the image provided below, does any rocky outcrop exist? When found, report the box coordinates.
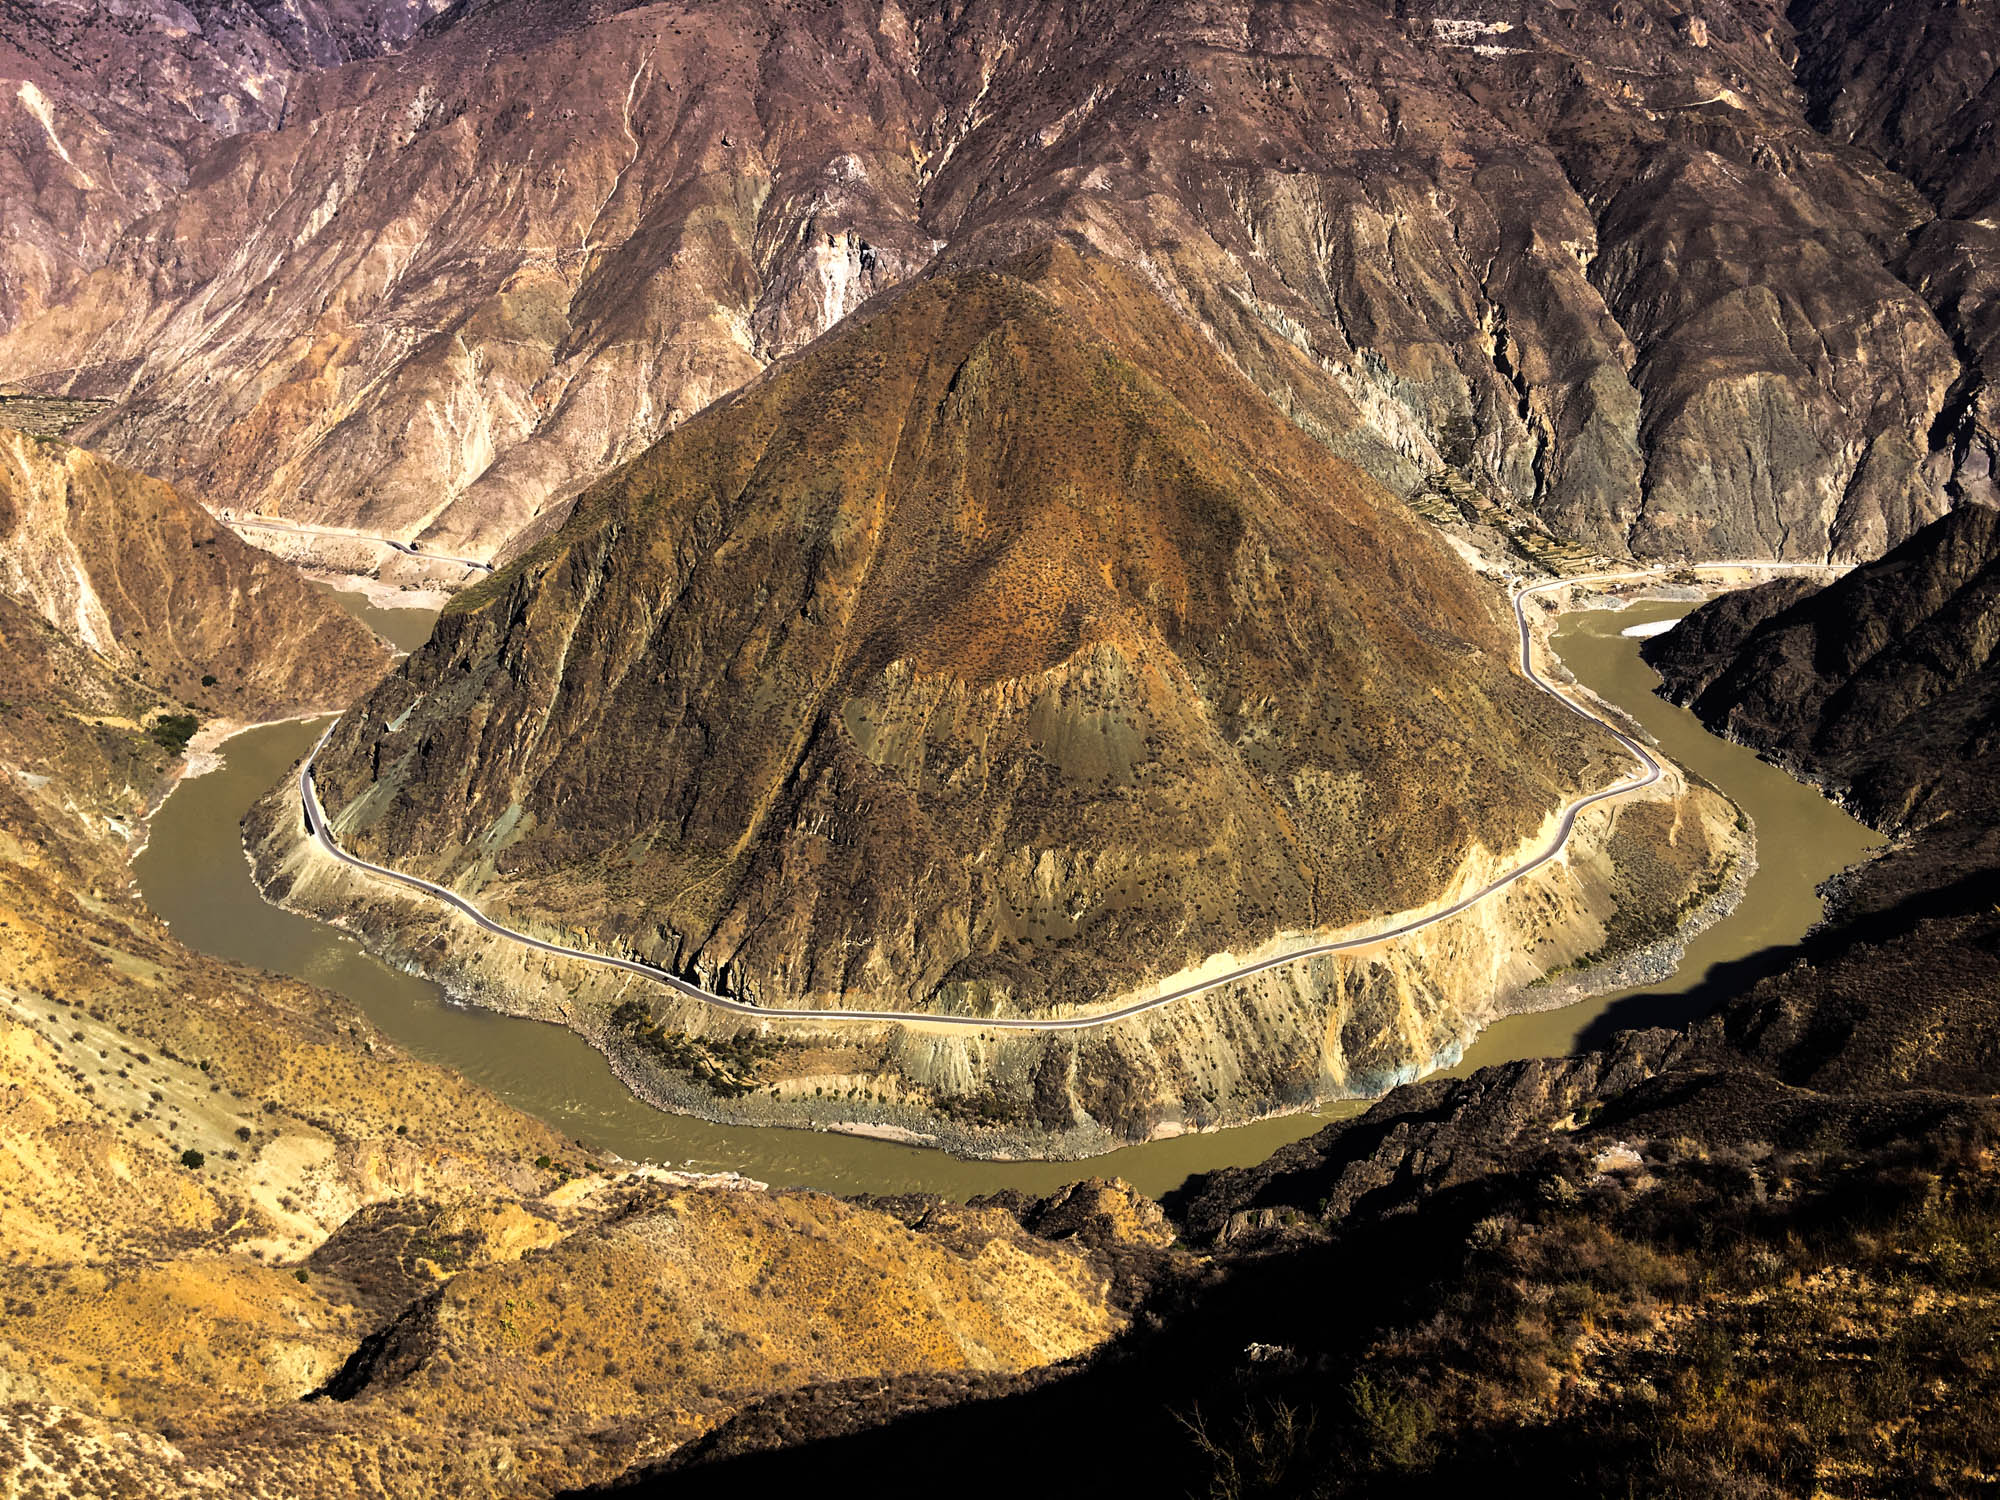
[1,0,1980,564]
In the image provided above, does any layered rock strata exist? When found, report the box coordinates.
[2,0,1984,564]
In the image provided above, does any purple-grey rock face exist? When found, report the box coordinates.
[0,0,456,333]
[1,0,1993,565]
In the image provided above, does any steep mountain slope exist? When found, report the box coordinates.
[0,0,454,335]
[307,252,1601,1011]
[0,425,395,720]
[1645,503,2000,833]
[1788,0,2000,509]
[255,250,1740,1149]
[0,434,1130,1496]
[0,0,1976,563]
[1644,503,2000,1102]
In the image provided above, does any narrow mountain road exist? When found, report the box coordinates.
[295,561,1835,1033]
[226,513,495,574]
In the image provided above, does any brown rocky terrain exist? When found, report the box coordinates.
[0,425,394,723]
[546,517,2000,1498]
[0,436,1137,1494]
[247,248,1743,1152]
[0,0,454,337]
[1787,0,2000,514]
[7,4,1999,1491]
[1,0,1987,564]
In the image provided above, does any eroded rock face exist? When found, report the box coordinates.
[1,0,1982,563]
[0,0,454,337]
[311,257,1599,1015]
[305,254,1601,1006]
[1789,0,2000,512]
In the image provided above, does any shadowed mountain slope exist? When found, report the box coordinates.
[1645,502,2000,833]
[1643,502,2000,1107]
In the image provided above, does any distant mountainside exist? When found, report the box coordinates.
[0,0,454,335]
[5,0,1996,563]
[0,425,392,720]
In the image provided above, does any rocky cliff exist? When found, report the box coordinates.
[1645,502,2000,834]
[250,250,1743,1151]
[2,0,1987,563]
[0,0,453,337]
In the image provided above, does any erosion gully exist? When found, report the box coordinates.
[135,590,1878,1199]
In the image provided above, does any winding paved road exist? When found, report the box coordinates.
[296,561,1834,1033]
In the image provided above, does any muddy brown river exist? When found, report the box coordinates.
[134,597,1879,1198]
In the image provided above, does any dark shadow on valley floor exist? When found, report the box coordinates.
[1572,943,1798,1054]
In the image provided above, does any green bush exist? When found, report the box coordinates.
[149,714,199,753]
[179,1148,205,1169]
[1346,1375,1435,1472]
